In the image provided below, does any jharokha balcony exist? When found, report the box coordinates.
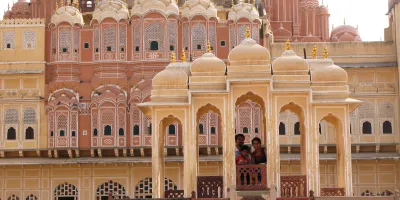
[236,164,268,191]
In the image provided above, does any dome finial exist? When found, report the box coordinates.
[60,0,64,7]
[55,0,59,10]
[181,49,186,62]
[207,41,212,53]
[343,18,346,25]
[171,52,176,63]
[245,26,251,38]
[231,0,234,8]
[312,45,317,59]
[323,47,328,59]
[285,39,290,50]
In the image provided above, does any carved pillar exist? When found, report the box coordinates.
[152,112,165,198]
[183,112,197,197]
[340,110,353,196]
[306,107,319,196]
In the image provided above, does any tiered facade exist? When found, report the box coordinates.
[0,0,398,200]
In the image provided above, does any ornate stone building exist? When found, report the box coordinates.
[0,0,398,200]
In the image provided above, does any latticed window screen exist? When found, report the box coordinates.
[191,23,206,50]
[134,177,178,199]
[145,22,164,51]
[54,182,79,200]
[103,25,116,52]
[23,30,36,49]
[8,194,19,200]
[96,180,126,199]
[3,31,15,49]
[23,108,36,124]
[5,108,19,124]
[59,27,71,53]
[25,194,38,200]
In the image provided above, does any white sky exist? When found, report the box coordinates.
[0,0,389,41]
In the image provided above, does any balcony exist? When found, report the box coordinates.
[236,164,268,191]
[280,175,307,198]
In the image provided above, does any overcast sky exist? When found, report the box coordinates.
[0,0,389,41]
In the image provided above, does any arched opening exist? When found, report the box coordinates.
[294,122,300,135]
[362,121,372,134]
[59,130,65,136]
[279,122,286,135]
[104,125,112,135]
[383,121,392,134]
[54,182,78,200]
[25,127,34,139]
[197,44,202,50]
[93,128,98,136]
[319,123,322,134]
[7,194,19,200]
[235,92,266,144]
[135,46,140,51]
[168,124,176,135]
[199,124,204,134]
[150,41,159,50]
[196,104,223,146]
[148,123,152,135]
[7,127,16,140]
[119,128,124,136]
[96,180,126,200]
[72,131,76,137]
[134,177,178,198]
[133,125,140,135]
[25,194,38,200]
[319,114,346,190]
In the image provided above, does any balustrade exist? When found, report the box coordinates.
[320,188,345,196]
[197,176,224,198]
[236,164,267,191]
[280,175,307,198]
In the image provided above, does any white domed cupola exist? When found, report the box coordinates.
[131,0,179,62]
[91,0,129,62]
[151,53,190,103]
[92,0,130,23]
[49,0,84,63]
[180,0,219,60]
[227,27,271,78]
[227,0,261,50]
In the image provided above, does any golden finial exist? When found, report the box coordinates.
[252,0,255,6]
[343,18,346,25]
[60,0,64,7]
[207,41,211,53]
[171,52,176,63]
[181,49,186,62]
[312,45,317,59]
[245,26,251,38]
[55,0,59,10]
[323,47,328,59]
[285,39,290,50]
[231,0,234,8]
[66,0,70,6]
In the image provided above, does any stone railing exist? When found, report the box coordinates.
[320,188,345,196]
[236,164,267,191]
[111,191,229,200]
[280,175,307,197]
[197,176,224,198]
[165,190,185,198]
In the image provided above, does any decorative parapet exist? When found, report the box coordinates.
[0,18,45,26]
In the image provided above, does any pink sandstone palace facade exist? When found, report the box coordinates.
[0,0,398,200]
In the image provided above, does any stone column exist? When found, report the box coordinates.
[340,110,353,196]
[152,115,165,198]
[306,110,320,196]
[183,114,198,197]
[267,103,279,191]
[223,96,236,197]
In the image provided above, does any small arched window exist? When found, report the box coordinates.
[104,125,112,135]
[243,127,249,133]
[59,130,65,137]
[383,121,392,134]
[93,128,98,136]
[148,123,152,135]
[168,124,176,135]
[72,131,76,137]
[279,122,285,135]
[319,123,322,135]
[25,127,34,139]
[362,121,372,134]
[50,131,54,137]
[135,46,140,51]
[119,128,124,136]
[199,124,204,134]
[255,128,259,133]
[150,41,159,50]
[170,45,174,51]
[7,127,16,140]
[211,127,216,134]
[133,125,140,135]
[197,44,202,50]
[294,122,300,135]
[350,124,352,134]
